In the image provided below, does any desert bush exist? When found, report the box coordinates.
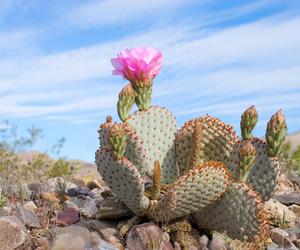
[49,158,71,178]
[0,121,69,200]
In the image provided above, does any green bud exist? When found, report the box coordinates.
[266,110,287,157]
[108,123,127,160]
[131,79,152,111]
[117,83,136,122]
[240,105,258,140]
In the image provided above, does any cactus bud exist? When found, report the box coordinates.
[240,105,258,140]
[117,83,136,121]
[108,123,127,160]
[237,141,256,182]
[106,116,113,123]
[131,80,153,111]
[100,116,113,129]
[151,160,161,200]
[266,110,287,157]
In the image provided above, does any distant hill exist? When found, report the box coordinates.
[286,131,300,151]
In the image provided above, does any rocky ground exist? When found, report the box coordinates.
[0,160,299,250]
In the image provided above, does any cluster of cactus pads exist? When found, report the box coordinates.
[96,74,287,249]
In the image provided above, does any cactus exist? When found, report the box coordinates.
[226,106,286,201]
[96,47,288,249]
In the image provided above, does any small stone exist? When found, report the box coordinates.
[65,196,98,218]
[23,201,38,213]
[199,235,209,249]
[289,204,300,223]
[84,220,122,249]
[91,188,103,198]
[68,187,96,198]
[276,175,295,193]
[174,242,182,250]
[42,177,77,193]
[53,225,119,250]
[56,208,79,227]
[265,198,296,228]
[0,206,12,216]
[274,191,300,206]
[209,234,227,250]
[285,227,300,242]
[271,228,296,248]
[96,197,133,220]
[0,216,28,250]
[126,222,173,250]
[15,205,40,228]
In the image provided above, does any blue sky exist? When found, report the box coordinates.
[0,0,300,162]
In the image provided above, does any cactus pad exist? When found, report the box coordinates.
[126,106,178,183]
[98,116,113,148]
[227,138,280,201]
[194,182,269,249]
[176,116,238,174]
[147,161,232,221]
[96,147,149,216]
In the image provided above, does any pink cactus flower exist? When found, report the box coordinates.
[111,47,162,83]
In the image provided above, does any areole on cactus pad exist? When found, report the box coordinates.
[96,47,287,250]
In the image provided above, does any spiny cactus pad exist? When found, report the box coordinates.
[194,182,269,250]
[147,162,232,221]
[175,116,238,174]
[126,106,178,183]
[98,116,113,148]
[96,147,149,216]
[227,137,280,201]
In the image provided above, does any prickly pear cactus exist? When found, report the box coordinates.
[226,107,286,201]
[96,47,288,250]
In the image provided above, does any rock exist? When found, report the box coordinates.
[56,208,80,227]
[271,228,297,249]
[84,220,123,249]
[15,204,40,228]
[42,177,77,193]
[126,222,173,250]
[0,206,12,217]
[68,186,97,198]
[23,201,38,213]
[91,188,103,198]
[289,204,300,221]
[96,197,133,220]
[0,216,28,250]
[276,176,295,193]
[274,191,300,206]
[66,196,98,218]
[265,199,296,228]
[209,234,227,250]
[285,227,300,243]
[53,225,119,250]
[174,242,182,250]
[199,235,209,250]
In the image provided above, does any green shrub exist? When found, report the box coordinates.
[48,158,71,178]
